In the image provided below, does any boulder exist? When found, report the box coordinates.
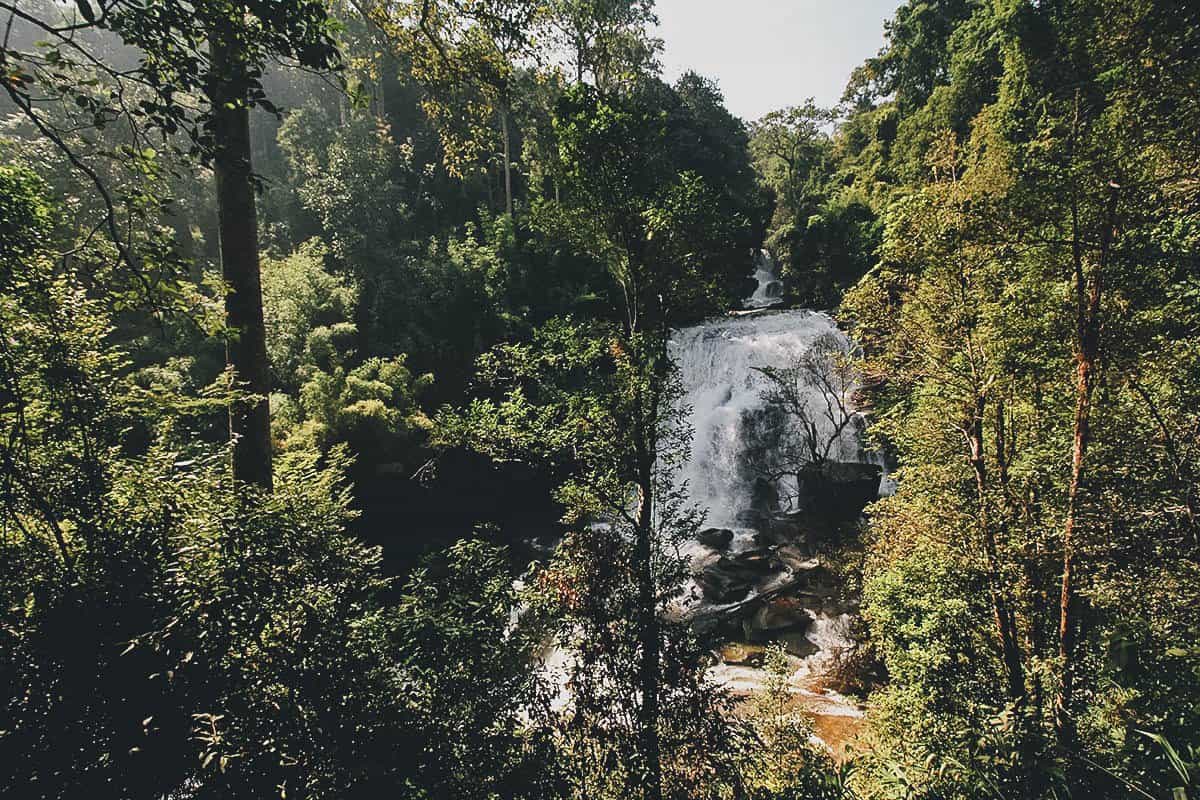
[755,597,812,632]
[688,546,722,572]
[718,641,767,666]
[765,511,808,543]
[751,530,771,548]
[728,549,777,574]
[695,548,783,603]
[796,462,882,521]
[695,568,751,604]
[779,630,817,658]
[696,527,734,549]
[776,546,819,573]
[750,477,780,513]
[734,508,768,528]
[754,571,798,595]
[745,597,812,641]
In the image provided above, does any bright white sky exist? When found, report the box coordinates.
[654,0,904,122]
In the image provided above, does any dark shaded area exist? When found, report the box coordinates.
[353,449,564,575]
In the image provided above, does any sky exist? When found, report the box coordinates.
[653,0,903,122]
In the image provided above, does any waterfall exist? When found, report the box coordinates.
[669,309,867,528]
[744,250,785,309]
[538,301,877,745]
[669,308,874,742]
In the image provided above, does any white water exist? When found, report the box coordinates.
[744,250,785,309]
[669,310,866,528]
[670,306,871,738]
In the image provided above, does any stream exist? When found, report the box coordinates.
[667,253,878,753]
[534,253,879,754]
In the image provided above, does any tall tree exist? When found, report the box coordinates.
[546,0,659,88]
[359,0,543,217]
[206,24,274,488]
[0,0,342,487]
[196,1,340,487]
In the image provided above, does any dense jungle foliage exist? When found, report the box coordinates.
[1,0,1197,798]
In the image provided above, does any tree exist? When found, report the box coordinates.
[199,0,340,488]
[0,0,342,488]
[741,644,841,799]
[359,0,544,217]
[750,102,833,218]
[750,102,879,307]
[392,538,563,799]
[550,84,705,798]
[842,0,975,113]
[839,1,1200,794]
[545,0,660,88]
[437,319,738,800]
[749,332,862,510]
[0,165,402,799]
[844,130,1030,718]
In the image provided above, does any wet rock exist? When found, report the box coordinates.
[751,530,774,548]
[728,549,777,574]
[751,477,780,513]
[765,511,808,543]
[734,508,768,528]
[776,546,819,573]
[754,597,812,632]
[688,546,722,572]
[745,597,812,641]
[696,527,734,549]
[754,569,800,595]
[779,630,818,658]
[796,462,882,521]
[718,642,767,665]
[695,547,782,603]
[695,569,751,604]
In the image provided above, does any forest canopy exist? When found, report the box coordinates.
[1,0,1198,798]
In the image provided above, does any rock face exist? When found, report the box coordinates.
[796,461,882,522]
[696,527,734,549]
[745,597,812,641]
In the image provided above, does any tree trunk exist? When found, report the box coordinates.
[633,385,662,800]
[967,395,1026,705]
[1053,346,1093,750]
[500,104,513,217]
[210,30,273,490]
[634,472,662,800]
[1054,183,1119,748]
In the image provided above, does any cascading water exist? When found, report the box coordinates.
[743,250,785,310]
[669,306,875,750]
[670,310,867,529]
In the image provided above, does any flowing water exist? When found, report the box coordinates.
[666,254,871,750]
[537,253,871,751]
[743,250,785,309]
[670,310,868,529]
